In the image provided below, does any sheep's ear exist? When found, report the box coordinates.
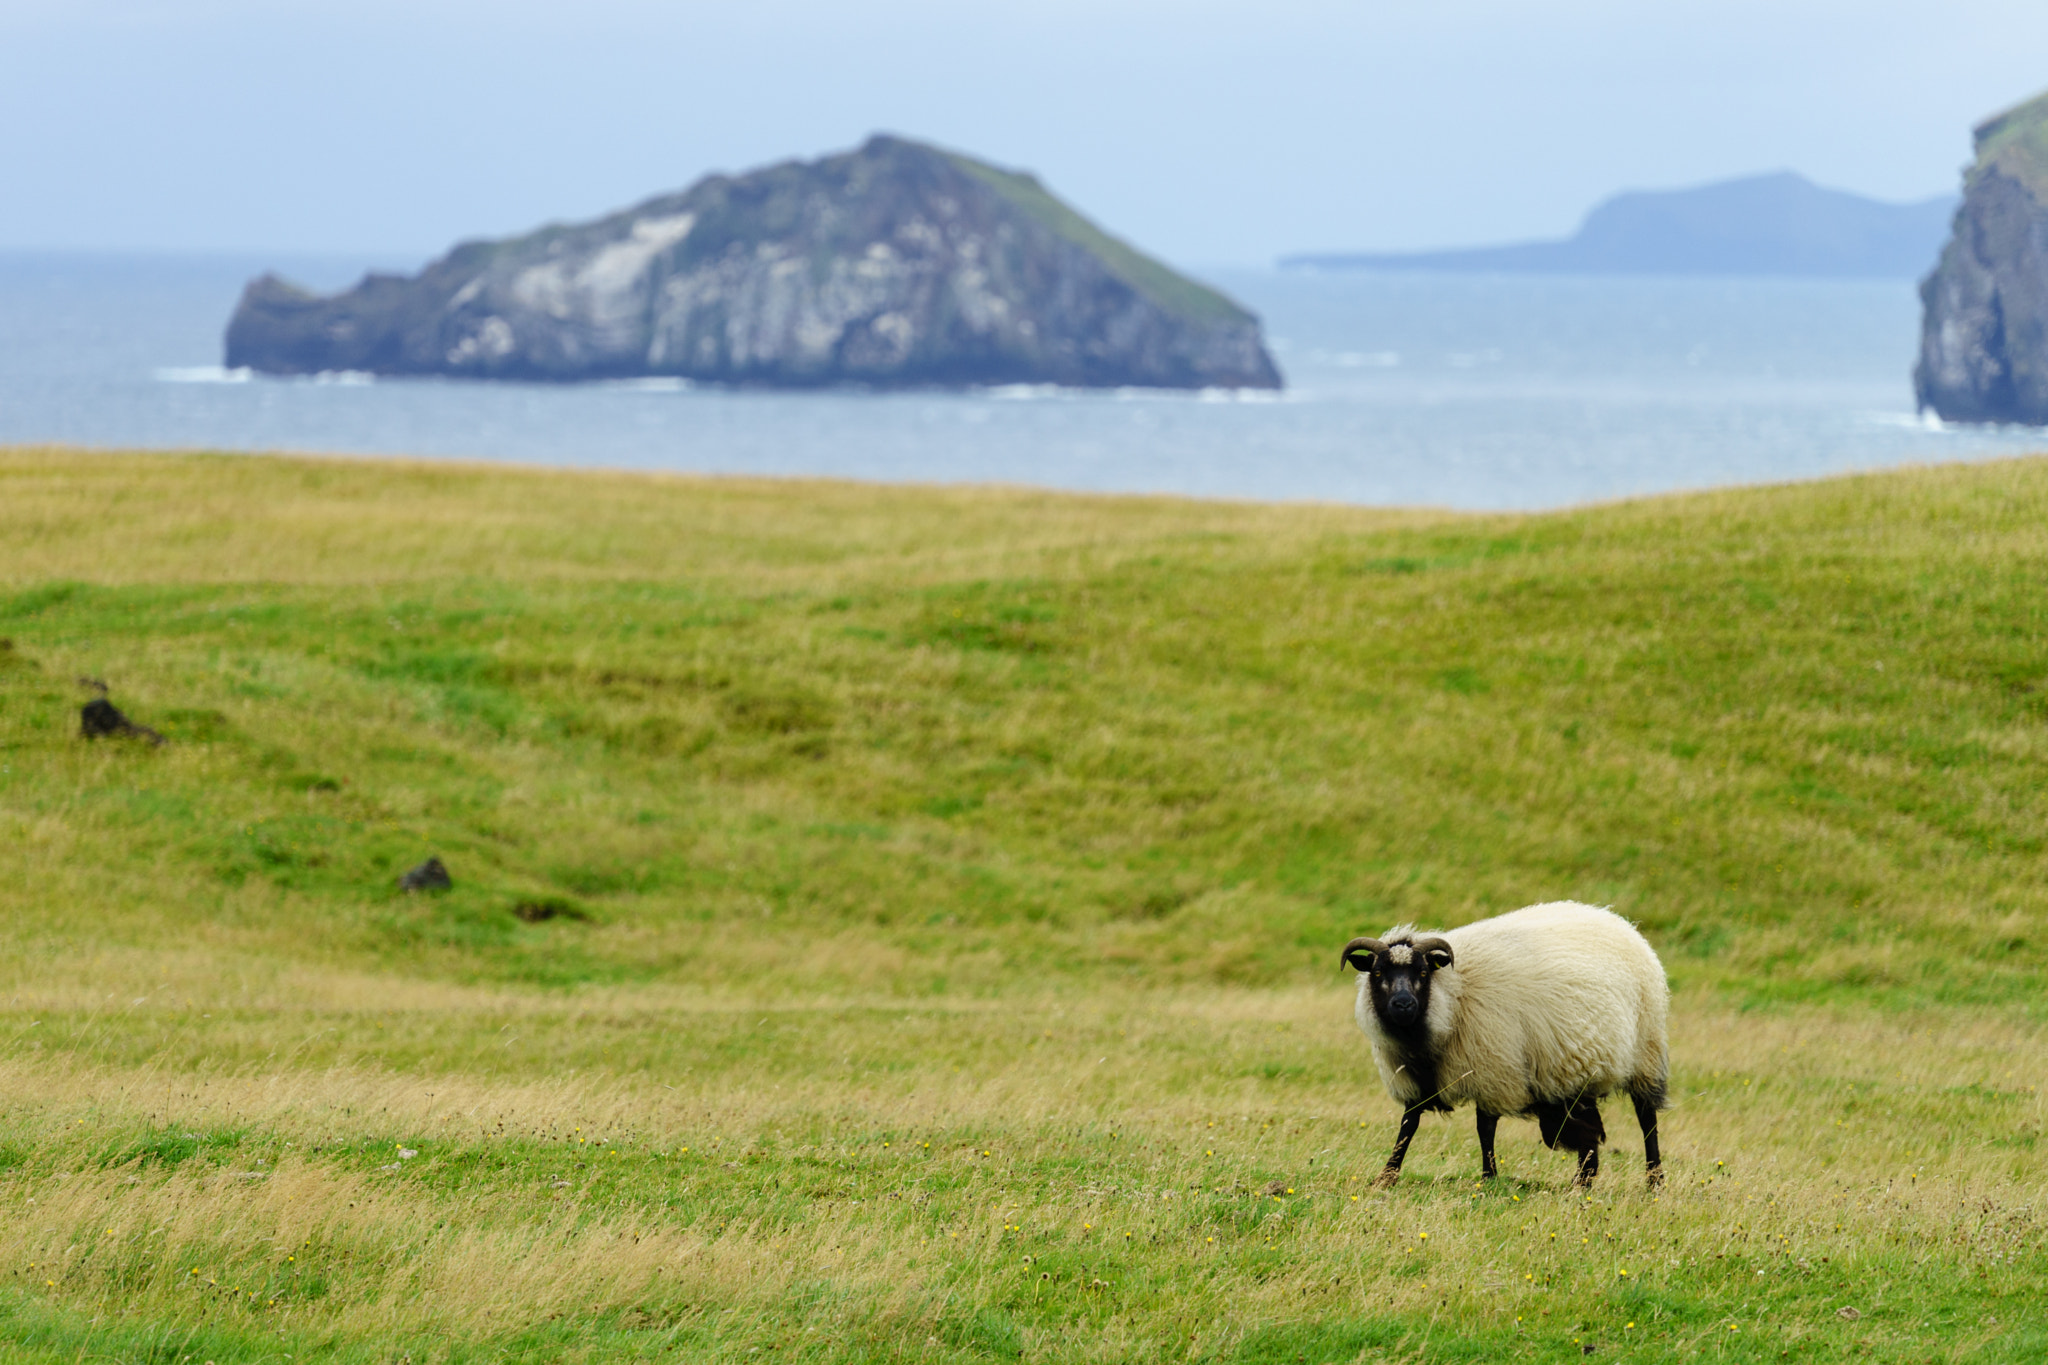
[1341,936,1385,973]
[1414,935,1455,971]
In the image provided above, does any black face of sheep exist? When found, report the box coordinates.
[1345,935,1453,1038]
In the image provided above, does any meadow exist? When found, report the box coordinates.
[1,445,2044,1363]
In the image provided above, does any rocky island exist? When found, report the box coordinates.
[1916,88,2048,424]
[225,136,1280,391]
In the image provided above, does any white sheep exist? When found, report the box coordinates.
[1342,901,1669,1188]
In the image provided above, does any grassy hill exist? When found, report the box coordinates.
[1,447,2044,1362]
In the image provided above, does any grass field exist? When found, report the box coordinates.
[1,445,2045,1363]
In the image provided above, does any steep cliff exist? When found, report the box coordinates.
[225,136,1280,391]
[1915,89,2048,424]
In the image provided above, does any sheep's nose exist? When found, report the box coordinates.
[1387,994,1418,1022]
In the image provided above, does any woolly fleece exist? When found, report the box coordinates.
[1353,901,1669,1115]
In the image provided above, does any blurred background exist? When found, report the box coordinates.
[5,0,2047,506]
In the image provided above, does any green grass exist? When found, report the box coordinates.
[0,445,2045,1362]
[1973,85,2048,199]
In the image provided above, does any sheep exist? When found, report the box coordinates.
[1342,901,1669,1189]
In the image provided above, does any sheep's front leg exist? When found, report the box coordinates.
[1476,1110,1500,1179]
[1373,1103,1429,1188]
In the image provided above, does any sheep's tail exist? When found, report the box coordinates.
[1630,1046,1672,1112]
[1630,1075,1672,1112]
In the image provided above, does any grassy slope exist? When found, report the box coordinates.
[1974,87,2048,199]
[943,153,1254,326]
[1,446,2045,1362]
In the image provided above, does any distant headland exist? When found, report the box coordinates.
[1283,172,1955,279]
[1916,87,2048,425]
[225,135,1281,391]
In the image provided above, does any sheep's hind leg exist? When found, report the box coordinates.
[1563,1095,1604,1188]
[1476,1110,1500,1179]
[1536,1094,1607,1188]
[1634,1091,1664,1187]
[1373,1104,1428,1188]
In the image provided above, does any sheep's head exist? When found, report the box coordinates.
[1342,933,1453,1036]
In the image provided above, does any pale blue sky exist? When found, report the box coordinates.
[3,0,2045,267]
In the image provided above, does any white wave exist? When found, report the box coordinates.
[155,365,252,384]
[953,382,1295,404]
[312,370,375,386]
[603,377,693,392]
[1310,349,1399,368]
[1864,410,1951,433]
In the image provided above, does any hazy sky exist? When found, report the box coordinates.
[4,0,2046,268]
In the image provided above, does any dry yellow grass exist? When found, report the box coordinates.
[0,445,1423,590]
[2,967,2043,1360]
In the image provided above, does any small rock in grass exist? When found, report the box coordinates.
[1837,1307,1862,1321]
[79,697,165,746]
[398,856,452,893]
[513,897,587,923]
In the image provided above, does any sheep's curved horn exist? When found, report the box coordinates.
[1341,937,1387,972]
[1412,935,1455,969]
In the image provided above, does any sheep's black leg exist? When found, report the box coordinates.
[1374,1104,1428,1188]
[1634,1091,1664,1187]
[1476,1110,1500,1180]
[1566,1095,1605,1188]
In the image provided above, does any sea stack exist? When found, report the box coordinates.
[1916,88,2048,424]
[225,136,1281,392]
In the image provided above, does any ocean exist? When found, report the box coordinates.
[1,252,2040,510]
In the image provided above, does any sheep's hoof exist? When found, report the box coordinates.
[1371,1168,1401,1190]
[1645,1165,1665,1189]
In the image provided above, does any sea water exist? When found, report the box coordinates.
[0,252,2040,510]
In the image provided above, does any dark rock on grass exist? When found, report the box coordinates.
[1916,87,2048,424]
[225,134,1280,392]
[398,856,452,893]
[512,897,587,923]
[79,697,165,746]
